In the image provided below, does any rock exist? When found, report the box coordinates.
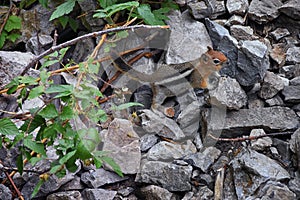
[286,46,300,64]
[0,51,36,87]
[288,178,300,197]
[182,186,214,200]
[81,168,127,188]
[60,176,84,191]
[209,76,247,110]
[225,15,246,26]
[231,148,290,199]
[290,128,300,169]
[81,189,117,200]
[187,0,226,20]
[26,35,53,56]
[211,155,230,172]
[71,32,95,63]
[205,18,238,78]
[204,106,299,136]
[147,140,196,161]
[117,187,135,197]
[282,85,300,103]
[165,10,212,64]
[40,174,75,194]
[270,43,287,69]
[273,138,291,164]
[237,40,270,86]
[137,185,178,200]
[250,129,272,151]
[184,146,221,172]
[176,101,201,137]
[248,0,282,24]
[0,184,12,200]
[270,28,291,41]
[279,64,300,79]
[265,95,284,106]
[102,118,141,174]
[226,0,249,15]
[47,191,82,200]
[230,25,257,41]
[139,161,192,191]
[259,71,285,99]
[140,109,186,140]
[255,181,296,200]
[290,76,300,85]
[140,134,159,152]
[279,0,300,20]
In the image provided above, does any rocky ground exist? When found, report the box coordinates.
[0,0,300,199]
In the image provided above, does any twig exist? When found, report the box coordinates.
[209,131,294,142]
[20,24,169,76]
[0,0,13,36]
[4,171,24,200]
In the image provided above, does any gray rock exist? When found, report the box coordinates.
[279,0,300,20]
[176,101,200,137]
[270,28,291,41]
[205,18,239,78]
[270,43,286,68]
[26,35,53,55]
[138,185,179,200]
[102,118,141,174]
[286,46,300,64]
[209,76,247,110]
[273,138,291,164]
[288,178,300,197]
[265,95,284,106]
[81,168,127,188]
[147,140,196,161]
[231,148,290,199]
[184,146,221,172]
[282,85,300,103]
[192,186,214,200]
[256,181,296,200]
[81,188,117,200]
[60,176,84,191]
[226,0,249,15]
[0,51,35,87]
[71,32,95,63]
[0,184,12,200]
[204,106,299,136]
[290,76,300,85]
[188,0,226,19]
[211,155,230,172]
[279,64,300,79]
[230,25,257,41]
[141,109,186,140]
[259,71,285,99]
[250,129,272,151]
[40,174,75,194]
[237,40,270,86]
[139,161,192,191]
[47,191,82,200]
[225,15,246,26]
[117,187,135,197]
[165,10,212,64]
[290,128,300,169]
[248,0,282,24]
[140,134,159,152]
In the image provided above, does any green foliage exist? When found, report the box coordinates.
[50,0,77,21]
[0,15,22,49]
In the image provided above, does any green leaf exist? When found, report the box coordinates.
[50,164,62,174]
[45,84,73,94]
[116,30,129,39]
[59,47,70,61]
[101,156,123,177]
[98,0,117,8]
[78,128,100,152]
[19,76,38,85]
[0,31,7,49]
[88,62,100,74]
[59,16,69,29]
[5,15,22,32]
[30,157,43,166]
[42,59,59,68]
[68,17,78,32]
[97,109,107,122]
[31,179,44,198]
[59,150,76,164]
[24,138,46,156]
[16,154,23,174]
[7,85,18,94]
[50,0,77,21]
[40,70,50,84]
[20,115,46,133]
[111,102,143,111]
[76,141,92,160]
[60,106,74,120]
[93,157,103,168]
[137,4,165,25]
[94,1,139,18]
[28,85,44,99]
[93,12,107,18]
[6,32,21,42]
[39,104,58,119]
[39,0,48,8]
[0,118,19,135]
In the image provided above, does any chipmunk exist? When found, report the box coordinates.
[110,46,227,90]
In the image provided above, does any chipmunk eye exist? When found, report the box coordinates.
[213,58,221,65]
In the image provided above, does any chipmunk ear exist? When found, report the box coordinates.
[207,46,213,51]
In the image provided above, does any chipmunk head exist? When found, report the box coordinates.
[206,46,227,70]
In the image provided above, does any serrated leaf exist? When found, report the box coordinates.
[93,12,107,18]
[19,76,38,85]
[93,157,103,168]
[137,4,164,25]
[39,104,58,119]
[5,15,22,32]
[111,102,144,111]
[59,150,76,164]
[97,109,107,122]
[116,30,129,39]
[24,138,46,156]
[20,115,46,133]
[50,0,77,21]
[60,106,74,120]
[40,70,50,84]
[6,32,21,42]
[28,85,44,99]
[101,156,123,177]
[30,156,43,166]
[16,154,23,174]
[0,31,7,49]
[0,118,19,135]
[31,179,44,198]
[42,59,59,68]
[45,84,73,94]
[59,16,69,29]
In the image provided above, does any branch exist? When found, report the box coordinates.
[21,24,169,76]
